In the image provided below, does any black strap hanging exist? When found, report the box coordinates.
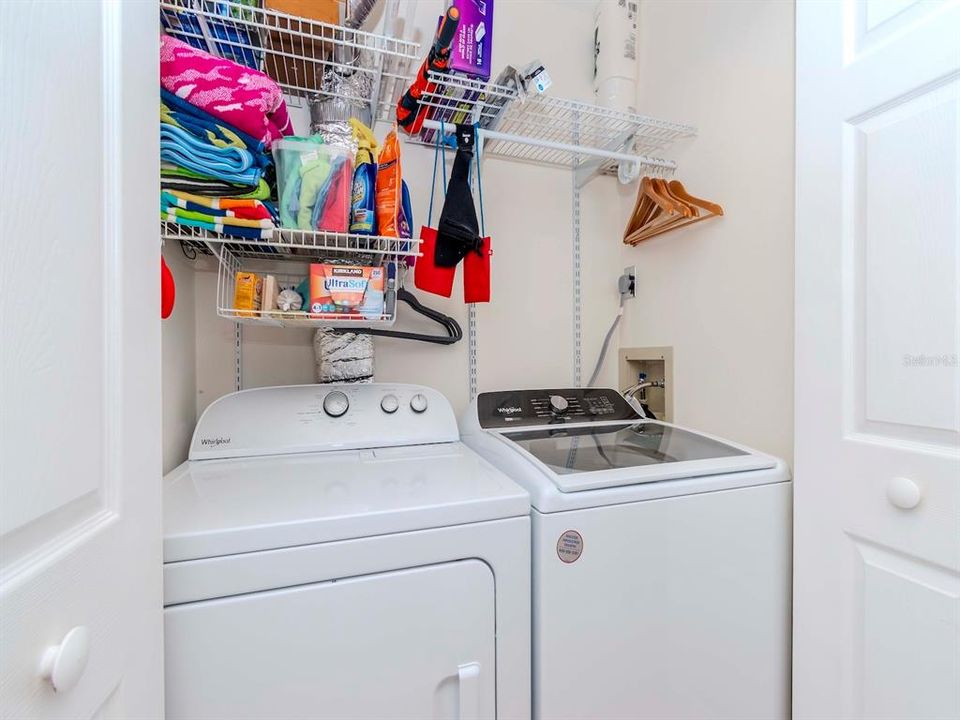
[434,124,483,267]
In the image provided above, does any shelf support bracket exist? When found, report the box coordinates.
[572,112,583,387]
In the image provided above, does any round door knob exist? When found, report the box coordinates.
[549,395,569,415]
[40,626,89,694]
[380,394,399,414]
[322,390,349,417]
[887,477,921,510]
[409,393,428,413]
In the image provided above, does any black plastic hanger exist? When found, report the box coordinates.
[331,288,462,345]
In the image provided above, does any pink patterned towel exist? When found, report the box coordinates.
[160,35,293,147]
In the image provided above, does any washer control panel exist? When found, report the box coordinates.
[477,388,639,428]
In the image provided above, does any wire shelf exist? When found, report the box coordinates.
[416,73,696,177]
[162,222,421,265]
[215,245,398,328]
[160,0,420,117]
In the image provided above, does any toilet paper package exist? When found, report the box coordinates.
[309,264,385,319]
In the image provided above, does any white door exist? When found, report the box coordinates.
[164,560,497,720]
[0,2,162,718]
[795,1,960,719]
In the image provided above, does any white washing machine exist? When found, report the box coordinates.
[460,388,792,720]
[163,383,531,720]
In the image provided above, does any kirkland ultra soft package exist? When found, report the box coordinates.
[309,264,385,319]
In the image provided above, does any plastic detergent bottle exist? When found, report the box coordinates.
[349,119,378,234]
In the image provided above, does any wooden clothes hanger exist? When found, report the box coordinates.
[623,177,677,241]
[623,177,681,244]
[629,181,699,241]
[623,176,723,245]
[633,178,697,237]
[668,180,723,215]
[633,179,723,241]
[624,178,662,233]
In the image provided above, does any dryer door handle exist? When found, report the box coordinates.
[457,662,482,720]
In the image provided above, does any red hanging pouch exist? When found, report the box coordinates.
[414,226,457,297]
[414,126,457,297]
[463,236,492,303]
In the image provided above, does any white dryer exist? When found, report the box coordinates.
[163,383,530,720]
[460,388,791,720]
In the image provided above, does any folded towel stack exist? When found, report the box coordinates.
[161,35,292,147]
[159,34,294,240]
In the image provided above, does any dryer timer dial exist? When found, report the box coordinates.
[322,390,349,417]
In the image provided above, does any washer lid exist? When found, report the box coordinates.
[499,421,778,492]
[163,442,529,562]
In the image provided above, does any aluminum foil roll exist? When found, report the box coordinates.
[314,329,374,383]
[306,116,359,156]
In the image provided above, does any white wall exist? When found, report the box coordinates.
[161,244,197,473]
[161,0,630,470]
[620,0,795,464]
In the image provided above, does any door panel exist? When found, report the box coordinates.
[795,1,960,718]
[856,0,945,54]
[164,560,497,720]
[854,538,960,720]
[0,0,108,560]
[849,79,959,441]
[0,2,161,718]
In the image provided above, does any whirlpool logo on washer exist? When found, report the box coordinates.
[200,436,231,447]
[557,530,584,563]
[497,406,523,415]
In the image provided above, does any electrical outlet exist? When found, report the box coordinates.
[622,265,637,299]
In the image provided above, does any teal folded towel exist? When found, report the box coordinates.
[160,123,262,186]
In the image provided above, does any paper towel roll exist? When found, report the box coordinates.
[593,0,638,112]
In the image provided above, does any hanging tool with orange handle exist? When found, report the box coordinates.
[396,6,460,134]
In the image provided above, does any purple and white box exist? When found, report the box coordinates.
[448,0,493,81]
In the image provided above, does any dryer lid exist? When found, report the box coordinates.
[163,442,529,562]
[500,421,778,493]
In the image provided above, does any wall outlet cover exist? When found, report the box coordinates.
[622,265,637,298]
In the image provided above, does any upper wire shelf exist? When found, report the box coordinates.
[159,1,693,178]
[159,0,420,117]
[416,73,696,181]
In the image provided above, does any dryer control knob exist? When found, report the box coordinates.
[323,390,349,417]
[549,395,569,415]
[410,393,428,414]
[381,394,399,414]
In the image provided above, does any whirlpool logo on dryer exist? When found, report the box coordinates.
[200,436,231,447]
[497,406,522,415]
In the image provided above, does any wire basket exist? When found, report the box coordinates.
[160,0,420,117]
[215,245,398,328]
